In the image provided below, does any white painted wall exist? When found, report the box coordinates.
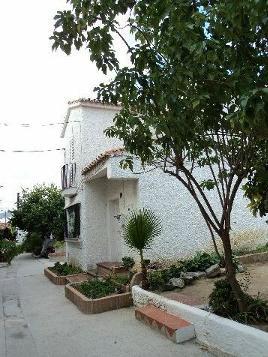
[63,103,267,268]
[132,286,268,357]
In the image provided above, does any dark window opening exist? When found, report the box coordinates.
[65,203,80,239]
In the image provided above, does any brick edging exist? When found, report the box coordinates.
[65,282,133,313]
[44,268,87,285]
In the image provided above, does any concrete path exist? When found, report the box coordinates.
[0,254,214,357]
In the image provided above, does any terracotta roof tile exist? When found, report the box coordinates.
[68,98,119,107]
[82,148,125,175]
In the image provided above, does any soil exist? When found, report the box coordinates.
[168,262,268,304]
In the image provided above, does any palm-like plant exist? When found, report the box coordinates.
[122,209,162,288]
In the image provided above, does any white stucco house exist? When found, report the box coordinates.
[61,99,267,270]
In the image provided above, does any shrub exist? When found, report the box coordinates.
[113,275,130,286]
[121,256,135,270]
[22,232,43,254]
[0,240,21,264]
[182,252,219,272]
[209,279,268,323]
[49,262,82,276]
[77,279,117,299]
[148,264,184,291]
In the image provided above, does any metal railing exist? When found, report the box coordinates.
[61,163,76,189]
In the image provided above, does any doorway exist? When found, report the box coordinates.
[108,199,122,261]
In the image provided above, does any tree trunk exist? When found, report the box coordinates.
[221,231,248,312]
[139,249,149,289]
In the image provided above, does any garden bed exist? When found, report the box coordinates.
[44,267,88,285]
[65,281,132,313]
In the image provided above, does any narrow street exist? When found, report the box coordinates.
[0,254,212,357]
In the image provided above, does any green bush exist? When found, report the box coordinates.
[121,256,135,270]
[209,279,268,323]
[113,275,130,286]
[182,252,219,272]
[77,279,117,299]
[0,240,21,264]
[49,262,82,276]
[22,232,43,254]
[148,264,184,291]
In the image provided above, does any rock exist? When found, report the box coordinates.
[237,264,245,273]
[205,264,221,278]
[180,272,194,284]
[168,277,185,289]
[220,267,226,275]
[188,271,206,279]
[129,272,143,289]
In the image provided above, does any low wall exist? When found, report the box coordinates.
[238,251,268,264]
[132,286,268,357]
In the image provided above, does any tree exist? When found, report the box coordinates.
[11,184,65,240]
[122,209,161,288]
[51,1,268,312]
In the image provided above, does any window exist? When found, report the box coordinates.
[65,204,80,239]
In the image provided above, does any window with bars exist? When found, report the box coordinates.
[65,203,80,239]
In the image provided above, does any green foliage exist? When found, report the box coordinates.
[50,262,82,276]
[11,184,65,239]
[77,279,117,299]
[209,279,268,323]
[53,240,65,249]
[0,240,21,264]
[121,256,135,270]
[122,209,161,260]
[21,232,43,254]
[182,252,219,272]
[148,264,184,291]
[112,275,130,286]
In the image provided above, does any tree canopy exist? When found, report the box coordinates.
[11,184,65,239]
[51,0,268,312]
[51,0,267,215]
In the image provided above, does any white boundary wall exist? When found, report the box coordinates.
[132,286,268,357]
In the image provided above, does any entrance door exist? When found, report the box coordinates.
[108,199,122,261]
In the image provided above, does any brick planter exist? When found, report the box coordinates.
[65,283,133,314]
[44,267,87,285]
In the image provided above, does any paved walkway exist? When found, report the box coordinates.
[0,254,213,357]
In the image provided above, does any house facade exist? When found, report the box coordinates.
[61,99,267,270]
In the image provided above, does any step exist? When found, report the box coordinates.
[96,262,128,277]
[135,305,195,343]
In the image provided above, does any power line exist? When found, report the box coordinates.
[0,148,65,153]
[0,121,80,127]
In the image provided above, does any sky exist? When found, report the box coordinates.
[0,1,112,212]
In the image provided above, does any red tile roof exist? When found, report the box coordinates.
[82,148,125,175]
[68,98,119,107]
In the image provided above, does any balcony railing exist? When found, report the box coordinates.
[61,163,76,190]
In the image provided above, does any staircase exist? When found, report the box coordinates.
[135,305,195,343]
[96,261,128,277]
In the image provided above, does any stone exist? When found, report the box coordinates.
[205,264,221,278]
[237,264,245,273]
[129,272,143,289]
[187,271,206,279]
[168,278,185,289]
[180,272,194,284]
[220,267,226,275]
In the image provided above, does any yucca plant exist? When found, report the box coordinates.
[122,209,161,288]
